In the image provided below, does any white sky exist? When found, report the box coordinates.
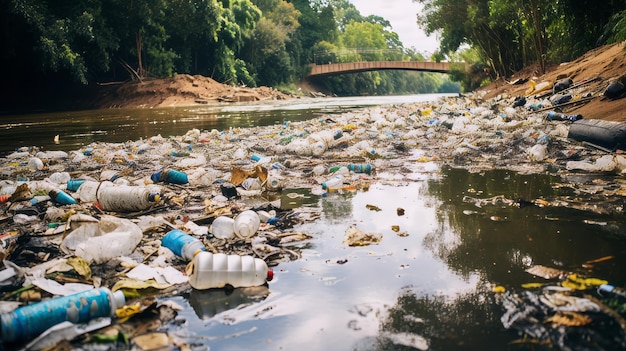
[349,0,440,55]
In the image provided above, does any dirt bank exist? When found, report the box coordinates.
[477,43,626,122]
[92,74,290,109]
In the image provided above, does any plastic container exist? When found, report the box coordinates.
[348,163,372,174]
[162,229,206,261]
[96,185,160,212]
[546,111,582,122]
[28,157,44,171]
[77,181,112,203]
[0,287,125,343]
[210,216,236,239]
[47,172,71,185]
[321,174,344,190]
[257,210,278,225]
[48,189,77,205]
[151,169,189,184]
[186,251,273,289]
[233,210,260,239]
[66,179,86,192]
[598,284,626,299]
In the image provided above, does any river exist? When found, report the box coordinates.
[2,94,626,350]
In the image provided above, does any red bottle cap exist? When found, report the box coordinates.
[267,269,274,281]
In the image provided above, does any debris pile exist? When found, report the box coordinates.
[1,76,626,349]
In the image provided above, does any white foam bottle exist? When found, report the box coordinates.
[186,251,273,289]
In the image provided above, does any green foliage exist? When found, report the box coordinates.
[416,0,626,86]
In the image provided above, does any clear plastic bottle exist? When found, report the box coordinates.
[321,174,344,190]
[0,287,125,343]
[162,229,206,261]
[233,210,260,239]
[186,251,273,289]
[96,185,161,212]
[210,216,235,239]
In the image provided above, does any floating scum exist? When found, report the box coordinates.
[1,79,626,348]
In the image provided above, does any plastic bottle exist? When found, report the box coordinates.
[162,229,206,261]
[48,189,77,205]
[546,111,583,122]
[321,174,344,190]
[233,210,261,239]
[0,287,125,343]
[186,251,273,289]
[251,154,272,164]
[66,179,86,192]
[348,163,372,174]
[96,185,161,212]
[257,210,278,225]
[77,181,112,203]
[210,216,236,239]
[151,169,189,184]
[598,284,626,299]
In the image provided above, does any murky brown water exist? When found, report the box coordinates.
[2,95,626,350]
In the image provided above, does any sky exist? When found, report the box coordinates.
[349,0,440,54]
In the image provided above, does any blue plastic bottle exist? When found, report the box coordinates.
[348,163,372,174]
[66,179,86,192]
[162,229,206,261]
[151,169,189,184]
[48,189,77,205]
[0,287,125,343]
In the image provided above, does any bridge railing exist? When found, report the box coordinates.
[313,48,406,65]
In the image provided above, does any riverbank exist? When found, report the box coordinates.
[90,43,626,121]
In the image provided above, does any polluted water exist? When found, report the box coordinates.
[0,89,626,350]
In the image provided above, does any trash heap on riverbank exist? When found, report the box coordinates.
[1,76,626,349]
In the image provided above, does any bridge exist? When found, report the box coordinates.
[307,61,451,77]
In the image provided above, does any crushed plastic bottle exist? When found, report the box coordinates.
[186,251,273,289]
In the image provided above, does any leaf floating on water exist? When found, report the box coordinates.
[366,204,382,212]
[342,224,382,247]
[545,311,592,327]
[521,283,546,289]
[490,215,507,222]
[525,265,569,280]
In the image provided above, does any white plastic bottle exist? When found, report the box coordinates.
[186,251,273,289]
[78,181,112,203]
[233,210,260,239]
[210,216,235,239]
[96,185,161,212]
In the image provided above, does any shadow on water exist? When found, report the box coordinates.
[164,166,626,350]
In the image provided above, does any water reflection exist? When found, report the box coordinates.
[169,167,626,350]
[188,286,270,320]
